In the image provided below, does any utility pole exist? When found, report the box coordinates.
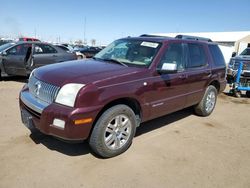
[34,28,37,38]
[84,17,87,45]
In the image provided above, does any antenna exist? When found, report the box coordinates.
[84,17,87,45]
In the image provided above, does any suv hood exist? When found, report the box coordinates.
[34,59,143,87]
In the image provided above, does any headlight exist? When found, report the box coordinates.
[55,83,85,107]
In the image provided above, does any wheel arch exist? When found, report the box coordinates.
[88,97,142,139]
[208,80,220,92]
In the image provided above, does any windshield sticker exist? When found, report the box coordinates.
[141,42,159,48]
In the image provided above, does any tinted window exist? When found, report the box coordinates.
[57,45,69,51]
[240,48,250,56]
[34,44,57,54]
[209,45,225,66]
[159,43,184,71]
[187,43,206,68]
[7,44,32,56]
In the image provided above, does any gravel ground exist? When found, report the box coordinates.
[0,77,249,188]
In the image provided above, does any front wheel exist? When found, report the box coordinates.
[89,105,137,158]
[194,85,218,117]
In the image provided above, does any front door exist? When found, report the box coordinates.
[3,43,32,76]
[145,42,189,120]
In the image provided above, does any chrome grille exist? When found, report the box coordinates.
[28,75,60,104]
[233,62,250,71]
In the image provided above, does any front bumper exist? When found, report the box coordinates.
[19,89,101,141]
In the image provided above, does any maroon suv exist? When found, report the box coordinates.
[19,35,226,158]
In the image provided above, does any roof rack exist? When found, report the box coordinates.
[139,34,168,38]
[175,35,212,42]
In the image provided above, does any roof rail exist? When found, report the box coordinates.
[139,34,168,38]
[175,35,212,42]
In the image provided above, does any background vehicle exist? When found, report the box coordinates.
[0,41,77,77]
[227,47,250,84]
[55,44,86,59]
[75,46,102,58]
[19,37,40,42]
[19,35,226,158]
[229,62,250,97]
[227,48,250,97]
[0,39,14,46]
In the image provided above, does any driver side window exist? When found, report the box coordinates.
[7,44,31,56]
[159,43,184,71]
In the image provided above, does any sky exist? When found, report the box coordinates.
[0,0,250,45]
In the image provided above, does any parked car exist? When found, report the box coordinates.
[75,46,101,58]
[0,39,14,46]
[227,47,250,97]
[227,47,250,84]
[0,41,77,78]
[19,35,226,158]
[19,37,40,42]
[55,44,86,59]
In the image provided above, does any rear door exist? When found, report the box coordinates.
[184,42,212,107]
[32,44,58,68]
[2,43,32,76]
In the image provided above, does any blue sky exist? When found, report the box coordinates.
[1,0,250,45]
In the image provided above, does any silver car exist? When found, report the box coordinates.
[0,41,77,78]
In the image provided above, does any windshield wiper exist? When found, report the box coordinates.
[99,58,128,67]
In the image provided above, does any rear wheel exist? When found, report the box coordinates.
[194,85,218,116]
[89,105,137,158]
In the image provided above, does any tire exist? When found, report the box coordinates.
[89,105,137,158]
[234,90,241,98]
[194,85,218,117]
[77,55,82,60]
[246,91,250,98]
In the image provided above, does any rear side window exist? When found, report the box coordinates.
[209,45,225,66]
[187,43,207,68]
[57,45,69,51]
[34,44,57,54]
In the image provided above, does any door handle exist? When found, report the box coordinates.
[204,71,212,77]
[178,74,188,79]
[53,55,58,57]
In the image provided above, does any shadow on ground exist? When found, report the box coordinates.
[29,107,193,157]
[1,76,28,83]
[136,107,193,136]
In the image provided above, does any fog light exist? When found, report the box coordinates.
[52,119,65,129]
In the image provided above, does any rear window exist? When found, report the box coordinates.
[209,45,225,66]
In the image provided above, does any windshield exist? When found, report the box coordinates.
[0,43,15,52]
[240,48,250,56]
[94,39,161,67]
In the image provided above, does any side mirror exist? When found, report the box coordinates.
[231,52,237,57]
[0,51,7,56]
[157,63,177,74]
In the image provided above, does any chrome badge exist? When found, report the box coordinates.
[34,81,41,96]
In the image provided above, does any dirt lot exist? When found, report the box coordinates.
[0,78,249,188]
